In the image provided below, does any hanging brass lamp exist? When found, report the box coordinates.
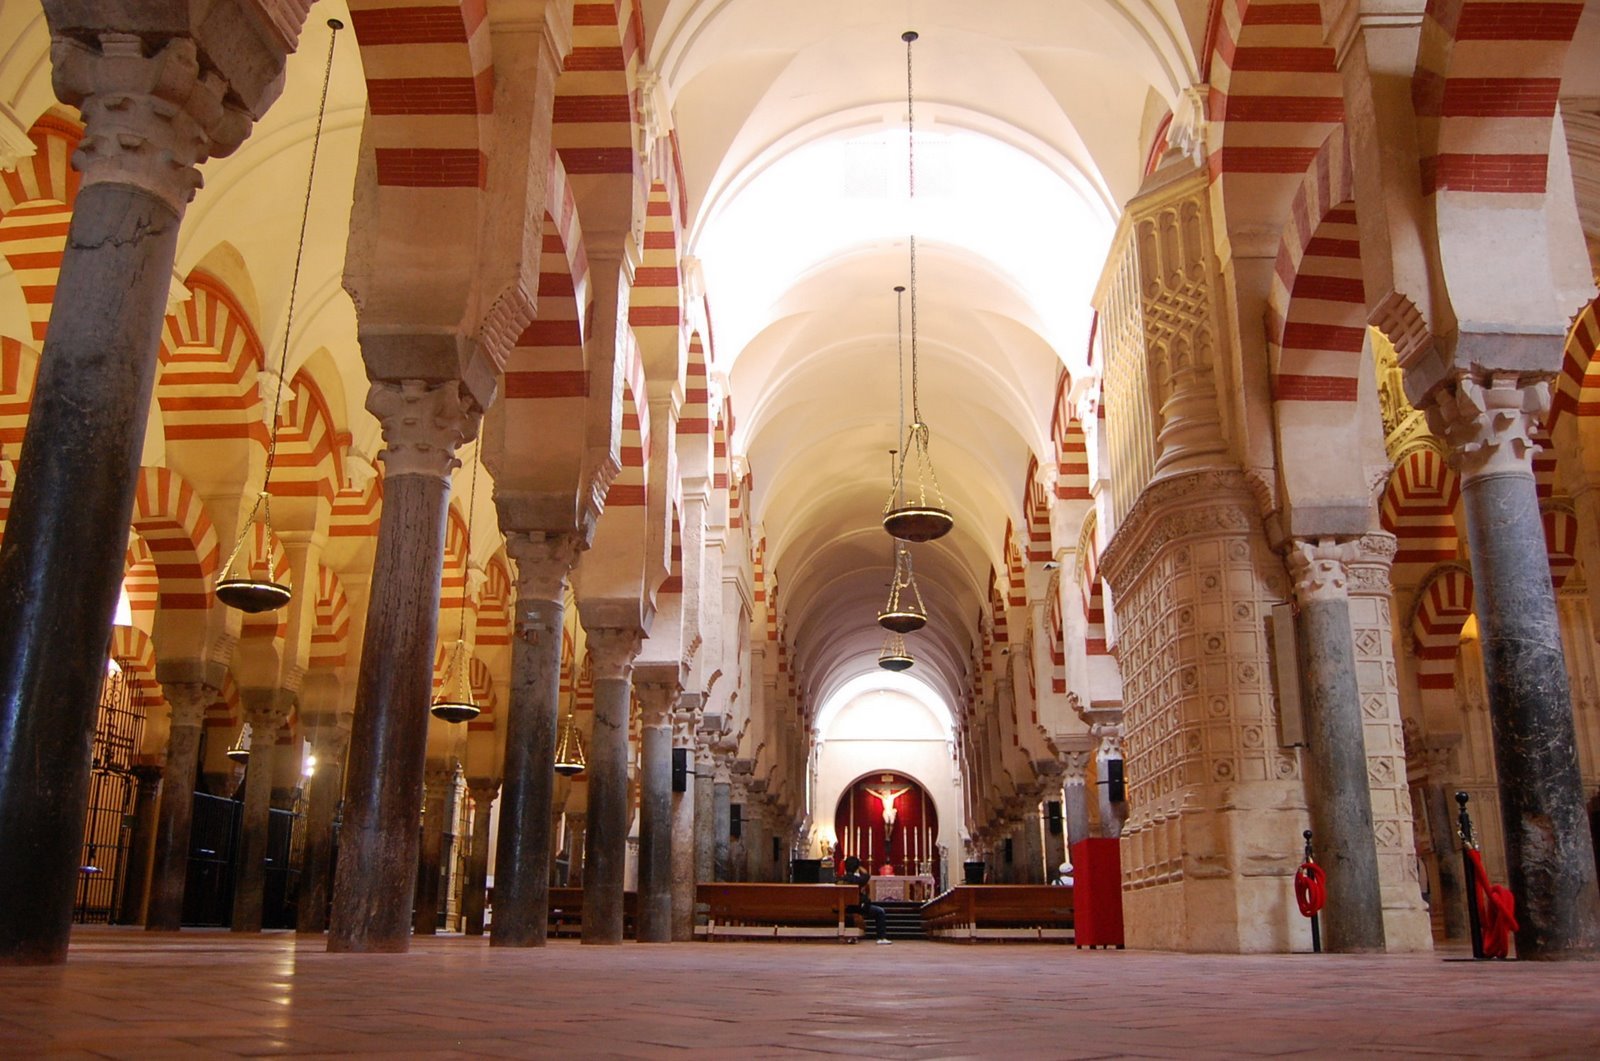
[882,30,954,544]
[431,441,482,724]
[226,724,252,763]
[554,706,587,777]
[216,20,343,614]
[879,632,915,672]
[878,541,927,633]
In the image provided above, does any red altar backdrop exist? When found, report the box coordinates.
[833,772,938,875]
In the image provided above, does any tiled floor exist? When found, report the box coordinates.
[1,927,1597,1058]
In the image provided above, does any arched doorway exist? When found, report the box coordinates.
[834,771,939,876]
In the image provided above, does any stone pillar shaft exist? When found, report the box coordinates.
[146,684,212,931]
[462,785,496,936]
[670,708,698,940]
[117,765,165,925]
[713,778,733,882]
[414,769,454,935]
[694,747,715,885]
[231,707,286,933]
[580,628,639,945]
[329,380,475,953]
[1430,372,1600,957]
[295,735,346,934]
[635,684,676,943]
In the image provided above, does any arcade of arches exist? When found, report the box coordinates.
[4,0,1600,991]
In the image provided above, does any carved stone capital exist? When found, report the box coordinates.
[161,681,216,729]
[585,626,642,681]
[367,380,481,482]
[505,530,582,605]
[241,688,295,734]
[1090,723,1124,760]
[634,680,680,729]
[1425,370,1550,484]
[1060,750,1092,783]
[1287,537,1359,605]
[49,34,252,214]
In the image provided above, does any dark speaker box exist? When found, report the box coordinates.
[671,748,688,793]
[730,803,742,839]
[1047,800,1063,835]
[1107,759,1126,804]
[1004,837,1014,863]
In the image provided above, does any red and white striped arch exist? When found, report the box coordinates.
[348,0,493,191]
[440,501,472,612]
[475,553,513,650]
[1003,522,1026,609]
[329,473,382,541]
[1411,563,1475,690]
[1051,371,1092,503]
[131,466,221,612]
[266,371,343,503]
[1543,502,1579,591]
[0,113,81,344]
[1267,126,1365,403]
[122,533,160,634]
[1047,591,1067,695]
[1022,457,1052,563]
[206,673,242,737]
[0,335,39,538]
[238,520,292,644]
[660,507,684,597]
[989,571,1009,647]
[156,273,268,449]
[630,180,683,381]
[1414,0,1585,196]
[109,624,168,722]
[1206,0,1344,227]
[310,563,351,670]
[554,1,643,184]
[606,352,650,507]
[465,656,498,732]
[681,334,710,435]
[1381,445,1461,582]
[1077,512,1109,658]
[1549,294,1600,431]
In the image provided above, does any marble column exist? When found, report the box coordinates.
[0,19,289,964]
[492,530,580,947]
[233,693,292,933]
[1015,793,1045,884]
[713,756,733,882]
[329,381,478,953]
[1091,724,1128,840]
[634,678,678,943]
[146,679,216,931]
[414,764,455,935]
[1061,751,1092,849]
[1288,539,1386,952]
[670,701,700,939]
[694,740,716,886]
[296,728,349,935]
[1428,372,1600,957]
[116,764,165,924]
[580,626,642,945]
[462,780,497,936]
[1421,740,1468,942]
[566,812,587,886]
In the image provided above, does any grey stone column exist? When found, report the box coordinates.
[694,740,716,886]
[296,728,349,935]
[580,624,642,945]
[491,530,580,947]
[1091,722,1129,840]
[462,780,497,936]
[633,676,678,943]
[670,701,700,939]
[146,678,215,931]
[1061,750,1091,849]
[116,764,165,924]
[713,757,733,882]
[329,381,478,953]
[1428,372,1600,957]
[567,812,587,886]
[1288,538,1386,952]
[0,16,294,964]
[413,764,455,935]
[1421,740,1468,941]
[1017,788,1047,884]
[233,694,291,933]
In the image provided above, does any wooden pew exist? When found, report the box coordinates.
[696,883,863,941]
[922,885,1075,942]
[547,887,638,937]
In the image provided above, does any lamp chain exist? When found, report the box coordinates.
[905,31,922,428]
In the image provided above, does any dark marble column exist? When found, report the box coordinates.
[1017,789,1046,884]
[329,380,477,953]
[146,679,216,931]
[670,700,700,940]
[1289,538,1386,953]
[296,728,348,935]
[462,780,497,936]
[116,764,165,924]
[580,626,641,945]
[566,812,587,886]
[413,764,455,935]
[491,531,580,947]
[1421,740,1468,941]
[0,24,286,963]
[713,757,733,882]
[233,694,290,933]
[634,677,678,943]
[693,738,716,887]
[1429,372,1600,957]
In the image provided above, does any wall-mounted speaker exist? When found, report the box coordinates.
[672,748,688,793]
[1106,759,1126,804]
[1004,837,1014,863]
[772,835,781,862]
[730,802,742,839]
[1046,800,1063,835]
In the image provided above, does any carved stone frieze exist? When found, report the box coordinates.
[367,380,481,482]
[505,530,583,605]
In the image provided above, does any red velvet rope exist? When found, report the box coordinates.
[1295,860,1327,918]
[1467,847,1519,959]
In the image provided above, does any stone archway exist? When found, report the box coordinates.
[833,770,939,876]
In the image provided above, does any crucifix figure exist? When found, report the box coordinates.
[868,784,911,830]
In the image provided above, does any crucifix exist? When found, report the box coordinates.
[867,784,911,831]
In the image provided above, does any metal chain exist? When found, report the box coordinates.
[905,32,922,428]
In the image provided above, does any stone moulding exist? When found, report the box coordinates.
[1099,468,1261,596]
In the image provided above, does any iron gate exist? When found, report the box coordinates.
[75,663,145,923]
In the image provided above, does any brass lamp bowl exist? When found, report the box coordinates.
[553,760,585,777]
[877,609,926,634]
[215,577,292,614]
[878,653,915,672]
[430,698,481,724]
[883,505,953,543]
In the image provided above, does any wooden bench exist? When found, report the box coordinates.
[922,885,1075,942]
[548,887,637,938]
[696,883,863,941]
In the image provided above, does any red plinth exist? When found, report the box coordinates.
[1071,837,1125,949]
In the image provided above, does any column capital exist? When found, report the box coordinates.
[633,678,680,729]
[367,379,481,482]
[465,777,500,804]
[160,681,217,728]
[1288,537,1360,605]
[1060,750,1092,782]
[505,530,583,605]
[1425,370,1550,484]
[585,626,642,681]
[1344,531,1398,596]
[48,33,252,214]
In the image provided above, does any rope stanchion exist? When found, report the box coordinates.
[1457,792,1517,959]
[1297,829,1325,953]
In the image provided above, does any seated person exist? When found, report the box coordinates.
[1051,861,1074,887]
[841,856,891,945]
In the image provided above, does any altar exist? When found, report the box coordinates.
[868,874,936,903]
